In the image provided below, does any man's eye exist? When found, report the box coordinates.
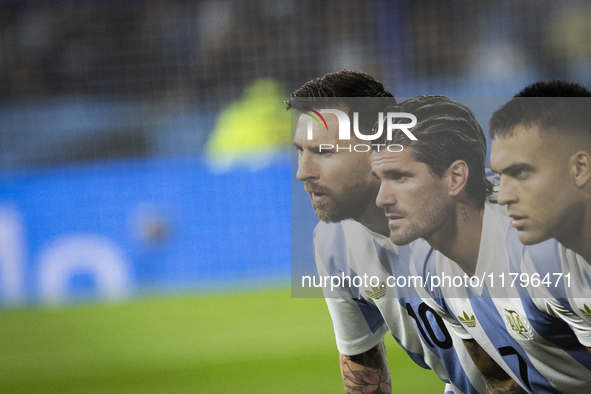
[512,169,530,179]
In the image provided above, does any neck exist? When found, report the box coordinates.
[426,198,485,276]
[354,181,390,237]
[357,203,390,237]
[558,202,591,264]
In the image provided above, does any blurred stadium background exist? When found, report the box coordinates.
[0,0,590,392]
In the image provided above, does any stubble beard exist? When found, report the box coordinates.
[388,192,451,246]
[307,178,379,223]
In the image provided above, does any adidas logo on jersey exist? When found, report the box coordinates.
[580,304,591,319]
[365,282,387,300]
[502,309,533,340]
[458,311,476,328]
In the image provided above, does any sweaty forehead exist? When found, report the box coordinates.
[494,125,556,151]
[296,112,338,129]
[499,124,575,149]
[490,125,561,170]
[371,147,415,169]
[294,111,366,146]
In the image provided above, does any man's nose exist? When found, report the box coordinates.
[496,175,517,206]
[376,182,396,208]
[296,152,319,182]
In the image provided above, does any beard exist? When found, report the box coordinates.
[305,177,379,223]
[386,189,452,245]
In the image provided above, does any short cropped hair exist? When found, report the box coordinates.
[489,80,591,140]
[286,70,395,134]
[376,96,493,203]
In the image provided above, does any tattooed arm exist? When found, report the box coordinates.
[462,339,527,394]
[340,340,391,394]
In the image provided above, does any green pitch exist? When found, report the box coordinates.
[0,288,444,393]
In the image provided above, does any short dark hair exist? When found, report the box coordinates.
[489,80,591,140]
[376,96,493,203]
[286,70,395,134]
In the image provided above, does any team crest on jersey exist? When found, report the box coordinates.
[457,311,476,328]
[365,282,387,300]
[580,304,591,319]
[502,309,533,340]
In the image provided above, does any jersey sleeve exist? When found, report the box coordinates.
[524,244,591,347]
[542,297,591,347]
[324,297,389,356]
[314,223,388,356]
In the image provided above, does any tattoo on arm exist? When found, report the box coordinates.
[340,341,392,394]
[463,339,528,394]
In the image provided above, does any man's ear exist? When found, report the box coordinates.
[572,150,591,189]
[447,160,469,197]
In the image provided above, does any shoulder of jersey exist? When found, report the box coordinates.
[313,220,337,238]
[313,220,362,255]
[524,239,562,273]
[314,220,378,276]
[314,219,376,243]
[314,220,346,246]
[407,238,443,298]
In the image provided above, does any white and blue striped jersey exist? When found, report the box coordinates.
[414,202,591,393]
[314,219,486,394]
[523,242,591,347]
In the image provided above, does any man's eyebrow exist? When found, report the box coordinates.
[384,168,409,177]
[495,162,533,174]
[371,168,409,179]
[291,140,330,153]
